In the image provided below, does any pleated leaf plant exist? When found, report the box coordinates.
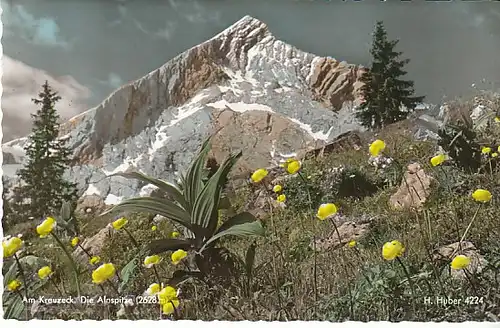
[101,136,265,286]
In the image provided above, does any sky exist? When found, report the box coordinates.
[2,0,500,142]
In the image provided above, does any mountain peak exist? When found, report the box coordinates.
[3,16,367,212]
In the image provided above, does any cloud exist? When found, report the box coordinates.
[98,73,124,89]
[2,2,71,49]
[2,56,91,142]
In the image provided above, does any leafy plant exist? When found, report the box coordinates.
[101,136,265,285]
[438,120,482,172]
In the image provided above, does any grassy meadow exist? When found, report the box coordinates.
[2,101,500,322]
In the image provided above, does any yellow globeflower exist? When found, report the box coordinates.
[2,236,23,258]
[348,240,357,248]
[146,283,161,296]
[158,285,177,303]
[89,256,101,265]
[277,194,286,203]
[451,255,471,270]
[92,263,116,284]
[369,139,386,157]
[144,255,162,268]
[36,217,57,238]
[492,152,499,158]
[251,168,268,183]
[151,225,157,231]
[111,217,128,230]
[282,159,301,175]
[316,203,338,220]
[162,299,180,315]
[482,147,492,155]
[170,231,180,238]
[38,266,53,280]
[158,285,180,314]
[382,240,405,261]
[273,185,283,193]
[171,249,188,265]
[472,189,492,203]
[7,280,21,292]
[430,154,446,167]
[71,237,80,247]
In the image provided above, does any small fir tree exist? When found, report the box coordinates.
[15,81,78,221]
[357,21,424,130]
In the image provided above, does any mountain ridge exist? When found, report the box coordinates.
[3,15,373,213]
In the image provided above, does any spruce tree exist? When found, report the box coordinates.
[357,21,424,130]
[16,81,77,221]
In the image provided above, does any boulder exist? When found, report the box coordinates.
[389,163,434,210]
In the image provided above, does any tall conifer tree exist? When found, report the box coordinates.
[357,21,424,129]
[15,81,77,220]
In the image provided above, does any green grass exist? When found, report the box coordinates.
[3,117,500,321]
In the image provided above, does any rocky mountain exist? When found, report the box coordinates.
[2,15,421,213]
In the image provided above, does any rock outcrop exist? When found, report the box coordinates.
[389,163,434,210]
[3,16,368,209]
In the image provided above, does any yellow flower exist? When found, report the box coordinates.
[482,147,492,154]
[498,145,500,153]
[282,159,301,174]
[472,189,492,203]
[151,225,157,231]
[162,299,180,315]
[251,168,268,183]
[382,240,405,261]
[92,263,116,284]
[451,255,471,270]
[36,217,57,238]
[146,283,161,296]
[492,152,499,158]
[2,236,23,258]
[316,203,338,220]
[90,256,101,265]
[495,116,500,123]
[158,285,180,315]
[430,154,446,167]
[158,285,177,303]
[171,249,188,265]
[369,139,386,157]
[277,194,286,203]
[273,185,282,193]
[38,266,53,280]
[111,217,128,230]
[71,237,80,247]
[7,280,21,292]
[348,240,357,248]
[144,255,162,268]
[170,231,180,238]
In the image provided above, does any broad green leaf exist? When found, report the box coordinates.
[108,171,187,209]
[119,257,140,293]
[167,270,205,287]
[3,260,18,285]
[60,201,72,222]
[192,151,242,237]
[4,293,25,319]
[199,212,265,253]
[184,137,213,212]
[147,238,195,255]
[101,197,193,231]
